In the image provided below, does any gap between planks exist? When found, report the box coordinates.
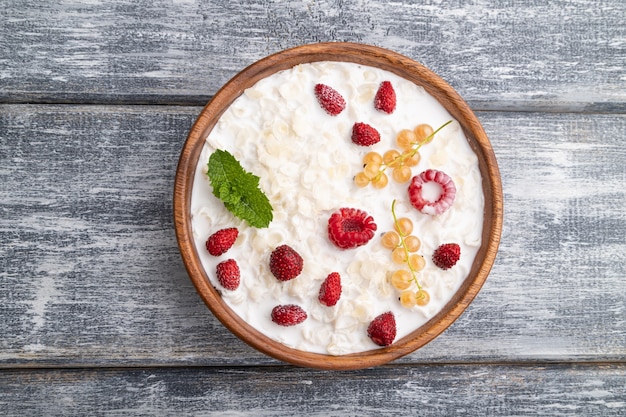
[1,97,625,115]
[2,359,625,373]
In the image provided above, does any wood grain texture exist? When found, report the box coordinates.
[0,364,624,416]
[1,105,624,367]
[1,0,624,413]
[1,0,625,111]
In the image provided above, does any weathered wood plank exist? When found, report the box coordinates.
[1,0,625,111]
[1,105,624,367]
[0,364,624,416]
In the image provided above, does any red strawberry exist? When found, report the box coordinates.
[215,259,240,290]
[351,122,381,146]
[206,227,238,256]
[269,244,304,281]
[318,272,342,306]
[271,304,308,326]
[432,243,461,270]
[374,81,396,114]
[327,207,377,249]
[314,83,346,116]
[367,311,396,347]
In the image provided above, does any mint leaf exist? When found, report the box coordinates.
[207,149,273,228]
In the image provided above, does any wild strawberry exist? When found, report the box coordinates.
[318,272,342,306]
[205,227,238,256]
[314,83,346,116]
[215,259,240,290]
[351,122,381,146]
[271,304,307,326]
[367,311,396,347]
[269,244,304,281]
[327,207,377,249]
[374,81,396,114]
[432,243,461,270]
[408,169,456,215]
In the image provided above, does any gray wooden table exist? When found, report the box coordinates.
[1,1,625,415]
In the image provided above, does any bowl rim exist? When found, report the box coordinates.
[173,42,503,370]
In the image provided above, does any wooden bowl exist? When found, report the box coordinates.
[173,42,503,370]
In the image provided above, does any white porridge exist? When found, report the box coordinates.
[190,61,484,355]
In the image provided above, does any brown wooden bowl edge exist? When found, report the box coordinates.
[173,42,504,370]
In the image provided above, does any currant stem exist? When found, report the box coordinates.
[422,119,453,145]
[378,120,453,178]
[391,200,422,290]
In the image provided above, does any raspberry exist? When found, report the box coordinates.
[314,83,346,116]
[432,243,461,270]
[408,169,456,215]
[327,207,377,249]
[374,81,396,114]
[269,244,304,281]
[271,304,308,326]
[367,311,396,347]
[351,122,381,146]
[205,227,238,256]
[215,259,240,290]
[318,272,342,306]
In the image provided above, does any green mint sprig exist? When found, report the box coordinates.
[207,149,273,228]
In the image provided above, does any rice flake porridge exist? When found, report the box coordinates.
[190,61,484,355]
